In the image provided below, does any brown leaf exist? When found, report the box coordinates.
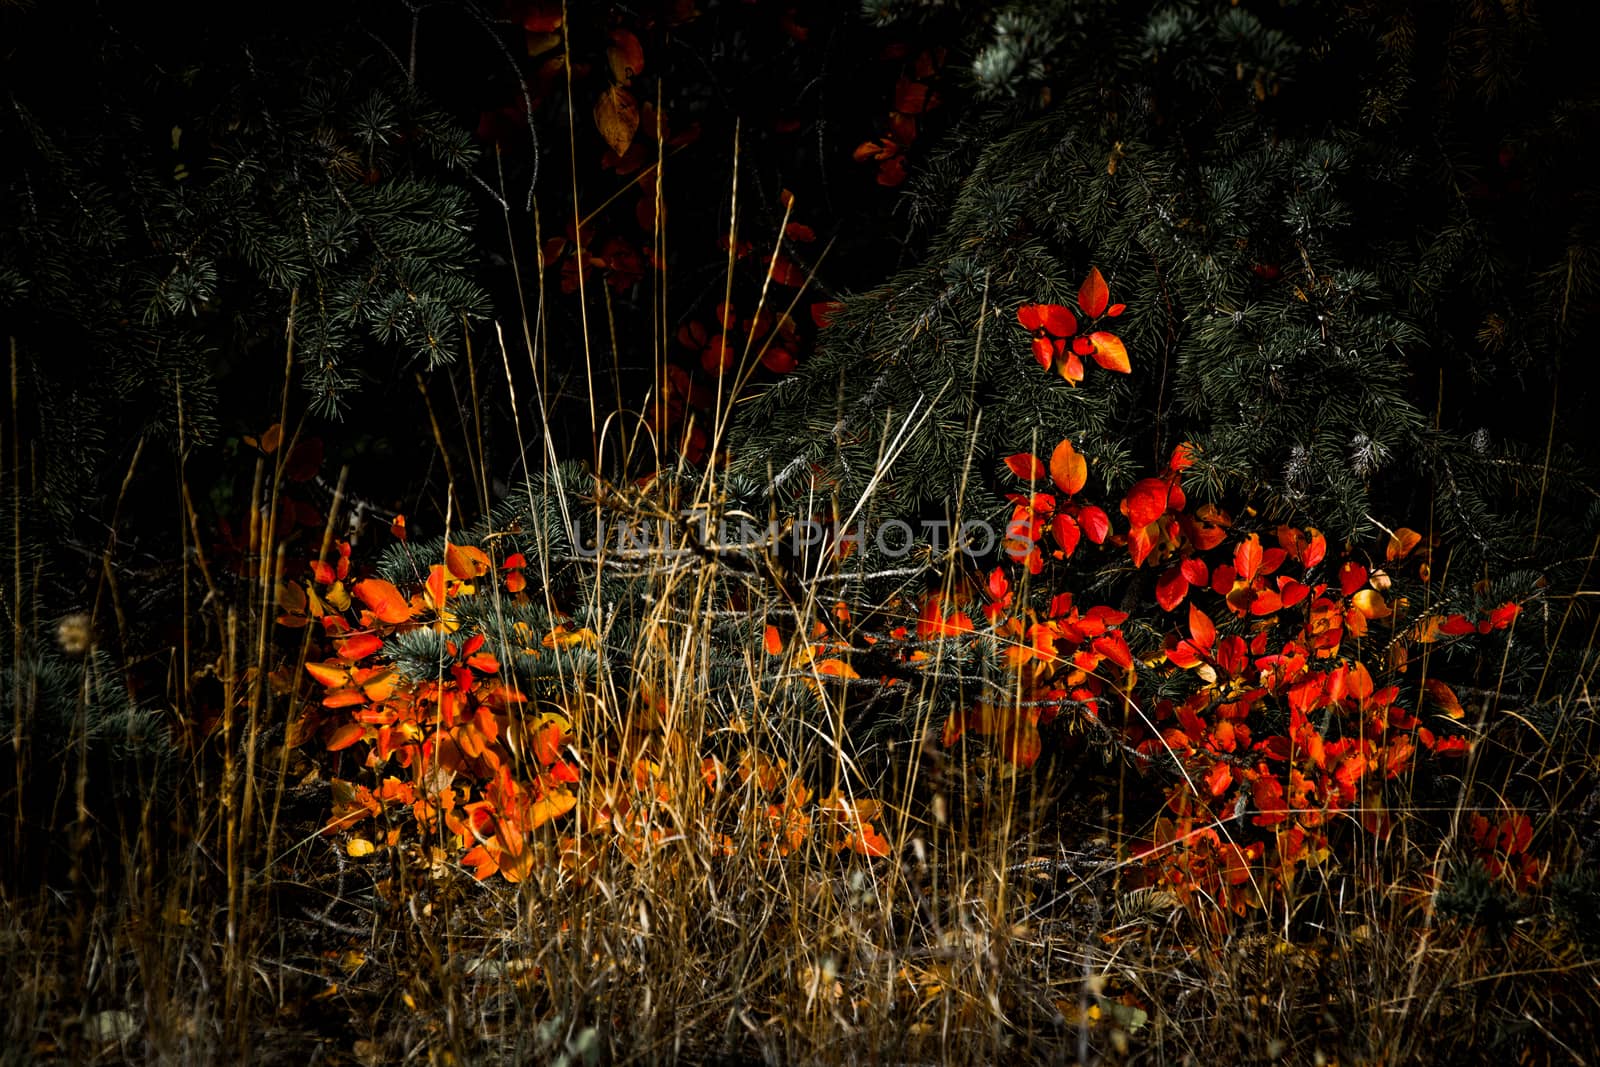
[595,86,640,157]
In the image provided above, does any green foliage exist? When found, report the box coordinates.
[0,641,180,846]
[737,0,1597,575]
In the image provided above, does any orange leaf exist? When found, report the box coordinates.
[595,85,640,157]
[1188,603,1216,650]
[1087,332,1129,373]
[850,821,892,857]
[1386,527,1422,561]
[260,423,283,455]
[336,633,384,661]
[813,658,860,680]
[1078,267,1109,318]
[1003,453,1046,481]
[1205,762,1233,797]
[305,661,349,688]
[1423,678,1465,719]
[763,624,783,656]
[529,791,578,829]
[353,578,414,624]
[445,543,491,580]
[327,723,365,751]
[1048,439,1088,497]
[606,29,644,83]
[1093,631,1133,670]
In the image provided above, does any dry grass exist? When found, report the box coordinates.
[4,126,1600,1067]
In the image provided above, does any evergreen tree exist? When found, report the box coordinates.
[731,0,1600,691]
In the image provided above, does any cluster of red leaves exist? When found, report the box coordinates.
[678,298,803,378]
[1017,268,1130,385]
[924,426,1537,920]
[1469,809,1542,891]
[999,438,1113,575]
[852,45,946,186]
[649,189,826,462]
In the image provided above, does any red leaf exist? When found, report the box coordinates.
[1093,631,1133,670]
[1339,562,1368,598]
[1488,602,1520,630]
[1216,635,1248,677]
[1078,506,1111,544]
[1051,513,1081,557]
[1155,566,1188,612]
[1049,439,1088,496]
[1088,332,1130,373]
[764,625,783,656]
[1078,267,1109,318]
[336,633,384,661]
[894,77,934,114]
[1234,533,1264,583]
[1004,453,1047,481]
[1180,557,1210,587]
[1042,304,1077,337]
[761,346,798,374]
[1205,762,1234,797]
[285,437,324,482]
[310,560,336,586]
[1124,478,1172,529]
[1210,563,1236,596]
[1030,336,1056,369]
[1188,603,1216,650]
[606,29,645,83]
[1303,529,1327,569]
[1249,589,1282,616]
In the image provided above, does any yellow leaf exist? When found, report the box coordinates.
[1351,589,1392,620]
[346,837,376,857]
[325,581,352,612]
[529,791,577,828]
